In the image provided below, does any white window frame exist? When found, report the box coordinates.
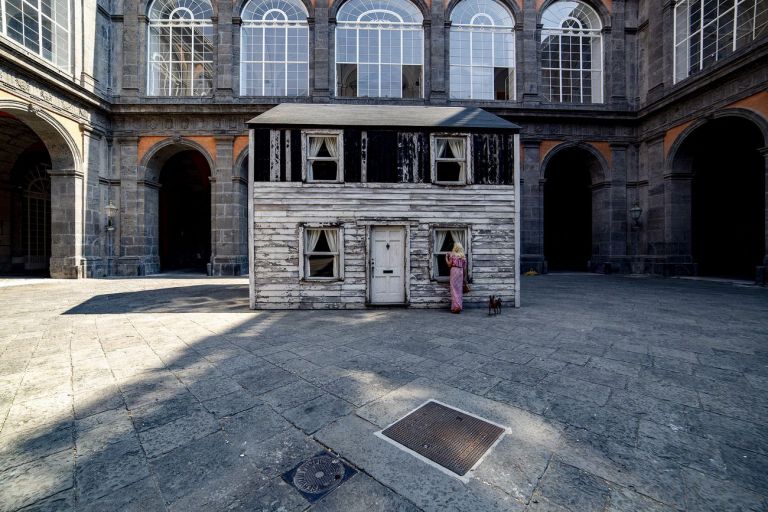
[299,225,344,281]
[301,130,344,183]
[334,0,425,98]
[449,0,516,100]
[239,0,310,96]
[146,0,215,97]
[673,0,768,83]
[0,0,72,70]
[539,0,604,104]
[431,226,471,281]
[430,134,472,185]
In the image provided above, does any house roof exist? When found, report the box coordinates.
[247,104,520,132]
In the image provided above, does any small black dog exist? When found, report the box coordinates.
[488,295,502,315]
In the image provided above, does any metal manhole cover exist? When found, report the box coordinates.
[282,452,356,503]
[379,400,506,478]
[293,456,345,493]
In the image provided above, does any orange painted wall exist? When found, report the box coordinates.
[663,121,694,159]
[234,136,249,161]
[586,141,612,167]
[725,91,768,120]
[539,140,565,162]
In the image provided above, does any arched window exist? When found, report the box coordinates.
[674,0,768,83]
[1,0,71,69]
[449,0,515,100]
[241,0,310,96]
[335,0,424,98]
[147,0,215,96]
[540,1,603,103]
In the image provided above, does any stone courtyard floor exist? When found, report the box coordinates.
[0,274,767,511]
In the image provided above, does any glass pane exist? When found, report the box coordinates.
[472,31,493,66]
[336,28,356,63]
[242,27,263,62]
[359,29,378,63]
[264,62,285,95]
[287,27,308,61]
[308,255,335,277]
[450,30,470,66]
[493,32,514,67]
[310,161,338,181]
[402,30,423,65]
[437,162,463,182]
[472,65,493,99]
[380,64,401,97]
[241,62,263,95]
[380,29,401,64]
[287,62,308,95]
[450,65,471,99]
[358,63,379,97]
[265,27,286,61]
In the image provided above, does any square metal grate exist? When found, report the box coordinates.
[380,400,506,477]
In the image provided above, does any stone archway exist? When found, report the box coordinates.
[542,144,609,272]
[0,106,80,278]
[143,142,213,274]
[670,115,767,279]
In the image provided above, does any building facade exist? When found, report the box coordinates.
[0,0,766,282]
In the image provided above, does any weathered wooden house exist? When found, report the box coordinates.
[246,104,520,309]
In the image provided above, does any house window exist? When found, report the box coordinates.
[305,133,342,182]
[240,0,310,96]
[433,228,469,279]
[303,227,341,279]
[432,136,469,184]
[335,0,424,98]
[540,1,603,104]
[449,0,516,100]
[147,0,215,96]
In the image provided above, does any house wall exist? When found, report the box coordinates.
[252,183,516,309]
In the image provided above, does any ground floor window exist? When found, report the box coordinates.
[303,227,341,279]
[433,228,469,279]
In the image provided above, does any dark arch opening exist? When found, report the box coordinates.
[544,147,594,271]
[0,113,52,276]
[158,150,211,272]
[682,117,765,279]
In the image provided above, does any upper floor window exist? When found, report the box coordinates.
[540,1,603,103]
[147,0,214,96]
[674,0,768,83]
[431,135,471,184]
[449,0,515,100]
[335,0,424,98]
[1,0,71,69]
[303,131,344,182]
[241,0,310,96]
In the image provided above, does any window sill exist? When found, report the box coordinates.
[301,277,343,283]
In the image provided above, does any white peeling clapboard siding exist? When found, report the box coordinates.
[253,183,515,309]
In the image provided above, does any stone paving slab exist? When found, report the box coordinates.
[0,274,766,511]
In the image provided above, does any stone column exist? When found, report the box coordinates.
[609,143,629,271]
[429,0,445,102]
[520,140,544,273]
[115,137,143,275]
[216,2,234,99]
[210,136,246,275]
[608,0,627,106]
[80,125,107,277]
[48,167,83,278]
[313,0,330,99]
[120,0,140,97]
[759,147,768,283]
[520,0,540,106]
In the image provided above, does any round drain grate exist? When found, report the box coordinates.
[292,456,345,494]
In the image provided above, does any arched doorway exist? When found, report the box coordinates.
[676,117,766,279]
[158,150,211,272]
[0,113,52,276]
[543,146,597,272]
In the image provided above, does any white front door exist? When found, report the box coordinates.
[370,227,406,304]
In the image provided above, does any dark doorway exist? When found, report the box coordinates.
[159,150,211,272]
[544,148,593,271]
[689,118,765,279]
[0,113,52,276]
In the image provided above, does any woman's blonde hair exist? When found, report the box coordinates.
[452,242,465,259]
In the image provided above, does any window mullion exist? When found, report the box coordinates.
[699,0,704,71]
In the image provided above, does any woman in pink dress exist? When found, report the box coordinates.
[446,242,467,313]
